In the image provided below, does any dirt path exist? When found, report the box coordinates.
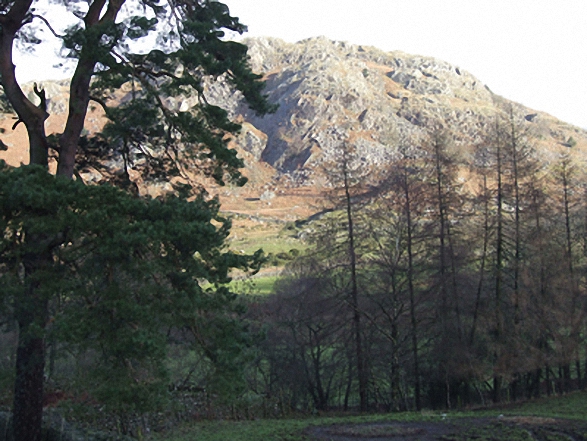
[304,416,587,440]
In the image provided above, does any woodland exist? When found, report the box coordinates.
[259,120,587,415]
[0,0,586,440]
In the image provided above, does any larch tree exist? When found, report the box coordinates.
[424,128,468,408]
[551,151,584,393]
[381,141,430,411]
[0,0,273,439]
[484,116,507,403]
[318,139,372,412]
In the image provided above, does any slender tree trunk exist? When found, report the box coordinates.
[308,329,328,410]
[494,124,505,403]
[403,169,421,411]
[559,159,579,395]
[343,349,353,411]
[433,137,451,408]
[533,368,541,398]
[390,278,401,411]
[343,161,368,411]
[470,174,490,346]
[510,117,521,326]
[563,364,571,393]
[562,165,574,278]
[431,134,463,407]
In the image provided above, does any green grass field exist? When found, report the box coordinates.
[150,412,439,441]
[501,391,587,420]
[151,391,587,441]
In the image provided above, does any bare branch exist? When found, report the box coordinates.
[89,95,109,113]
[31,14,64,38]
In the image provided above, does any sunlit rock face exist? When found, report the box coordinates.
[223,37,587,178]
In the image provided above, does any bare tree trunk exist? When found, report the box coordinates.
[342,159,368,411]
[344,349,353,411]
[431,132,464,407]
[509,113,521,326]
[470,173,490,346]
[401,165,422,411]
[390,280,401,411]
[494,123,505,403]
[557,155,579,395]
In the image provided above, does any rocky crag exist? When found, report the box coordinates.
[222,37,587,183]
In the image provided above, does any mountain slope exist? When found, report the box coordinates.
[2,37,586,203]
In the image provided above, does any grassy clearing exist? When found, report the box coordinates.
[227,217,303,257]
[150,419,311,441]
[247,276,279,296]
[201,275,278,296]
[222,217,301,296]
[230,275,279,296]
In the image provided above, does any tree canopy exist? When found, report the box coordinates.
[0,0,273,180]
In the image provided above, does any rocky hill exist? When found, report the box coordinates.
[2,37,587,209]
[225,37,587,181]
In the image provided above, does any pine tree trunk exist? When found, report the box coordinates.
[13,249,50,441]
[13,326,46,441]
[1,19,52,437]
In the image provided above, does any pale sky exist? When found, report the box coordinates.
[13,0,587,129]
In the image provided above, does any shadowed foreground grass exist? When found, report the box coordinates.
[150,413,444,441]
[150,391,587,441]
[500,390,587,421]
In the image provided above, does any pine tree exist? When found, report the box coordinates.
[0,1,273,439]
